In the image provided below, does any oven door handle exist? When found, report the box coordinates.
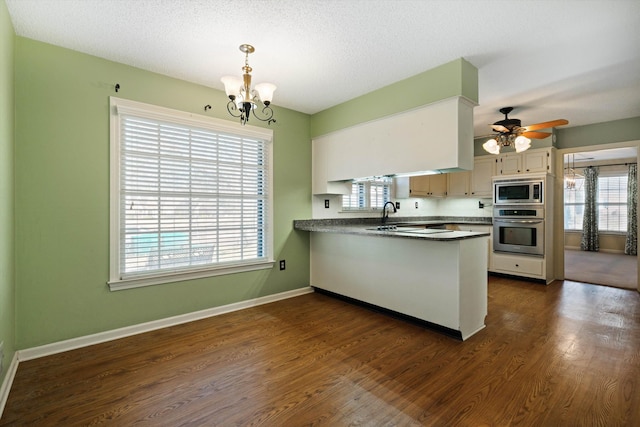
[494,219,544,224]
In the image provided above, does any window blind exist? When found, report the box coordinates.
[119,114,268,279]
[563,175,628,232]
[598,175,628,232]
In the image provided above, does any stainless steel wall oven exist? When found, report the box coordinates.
[493,206,544,256]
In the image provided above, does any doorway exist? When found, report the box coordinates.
[562,146,638,289]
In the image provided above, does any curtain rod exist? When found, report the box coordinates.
[583,162,636,168]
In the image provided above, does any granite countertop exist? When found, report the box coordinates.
[293,217,492,241]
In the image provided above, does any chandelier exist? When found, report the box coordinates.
[565,153,583,190]
[482,133,531,155]
[221,44,276,125]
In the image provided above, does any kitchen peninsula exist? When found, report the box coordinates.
[294,218,491,340]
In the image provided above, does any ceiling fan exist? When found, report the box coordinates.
[482,107,569,154]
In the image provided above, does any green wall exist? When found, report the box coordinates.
[556,116,640,148]
[310,58,478,137]
[14,37,311,348]
[0,0,15,383]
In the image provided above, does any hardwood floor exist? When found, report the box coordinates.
[2,276,640,426]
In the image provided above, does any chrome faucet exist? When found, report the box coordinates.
[381,201,397,224]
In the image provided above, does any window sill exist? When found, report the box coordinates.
[108,260,275,291]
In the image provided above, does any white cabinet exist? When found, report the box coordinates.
[410,174,447,197]
[312,96,476,182]
[523,149,551,174]
[312,139,351,195]
[469,157,495,197]
[496,148,555,176]
[491,253,544,278]
[499,152,523,175]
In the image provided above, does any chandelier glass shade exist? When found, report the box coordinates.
[221,44,276,125]
[482,133,532,155]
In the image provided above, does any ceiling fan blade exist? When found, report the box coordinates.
[491,124,509,132]
[523,119,569,132]
[521,131,551,139]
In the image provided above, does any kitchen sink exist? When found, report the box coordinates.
[394,228,453,235]
[366,226,453,235]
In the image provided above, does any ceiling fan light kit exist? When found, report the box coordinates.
[220,44,277,125]
[482,107,568,155]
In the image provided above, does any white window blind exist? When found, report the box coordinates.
[598,175,628,232]
[564,174,628,232]
[109,98,273,289]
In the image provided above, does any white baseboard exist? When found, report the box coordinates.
[17,286,313,362]
[564,246,626,254]
[0,352,19,419]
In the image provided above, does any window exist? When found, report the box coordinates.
[109,98,273,290]
[564,173,628,232]
[342,177,392,210]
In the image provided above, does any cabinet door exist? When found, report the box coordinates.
[409,175,431,197]
[499,153,522,175]
[470,157,495,196]
[523,150,549,173]
[447,171,471,196]
[429,174,448,197]
[410,174,447,197]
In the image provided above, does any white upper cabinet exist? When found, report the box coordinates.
[312,96,476,188]
[312,138,351,195]
[469,156,495,197]
[496,148,555,176]
[523,149,552,174]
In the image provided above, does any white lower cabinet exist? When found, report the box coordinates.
[491,252,545,279]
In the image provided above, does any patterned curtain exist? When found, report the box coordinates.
[625,163,637,255]
[581,167,599,251]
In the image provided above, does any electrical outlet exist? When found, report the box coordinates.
[279,260,286,270]
[395,202,400,209]
[415,201,419,209]
[324,199,330,208]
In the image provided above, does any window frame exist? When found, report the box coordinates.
[108,97,274,291]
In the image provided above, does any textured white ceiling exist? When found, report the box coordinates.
[6,0,640,136]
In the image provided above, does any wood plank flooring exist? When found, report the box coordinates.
[2,276,640,426]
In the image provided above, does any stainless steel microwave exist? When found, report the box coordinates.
[494,179,543,205]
